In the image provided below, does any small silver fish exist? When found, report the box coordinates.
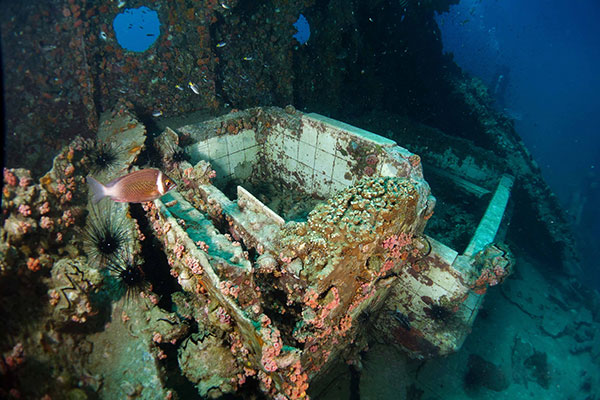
[188,81,200,94]
[243,56,253,61]
[87,169,176,204]
[41,44,57,52]
[152,110,163,117]
[216,41,227,48]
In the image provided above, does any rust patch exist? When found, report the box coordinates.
[419,275,434,287]
[391,327,440,358]
[405,267,420,280]
[426,253,454,273]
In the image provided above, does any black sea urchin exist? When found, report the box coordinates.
[160,137,190,168]
[82,203,131,267]
[171,148,190,164]
[424,303,453,325]
[83,140,122,175]
[106,252,148,301]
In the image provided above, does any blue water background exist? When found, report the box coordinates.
[293,14,310,45]
[436,0,600,286]
[113,6,160,52]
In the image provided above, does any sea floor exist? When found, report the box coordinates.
[313,252,599,399]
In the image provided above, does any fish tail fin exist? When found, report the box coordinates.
[87,176,107,204]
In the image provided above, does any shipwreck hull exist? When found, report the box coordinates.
[143,107,514,397]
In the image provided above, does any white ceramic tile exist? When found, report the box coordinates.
[266,132,284,156]
[304,113,396,146]
[284,156,297,173]
[229,150,245,171]
[446,279,468,297]
[300,124,319,145]
[282,135,299,160]
[427,268,458,292]
[417,282,450,301]
[209,136,228,160]
[394,287,416,305]
[402,272,423,296]
[244,145,259,164]
[331,157,352,184]
[227,134,245,154]
[189,143,210,162]
[316,131,337,155]
[239,129,257,149]
[314,148,335,178]
[298,142,316,169]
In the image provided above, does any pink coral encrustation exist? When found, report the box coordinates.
[383,232,413,258]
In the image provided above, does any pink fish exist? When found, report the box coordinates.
[87,169,176,204]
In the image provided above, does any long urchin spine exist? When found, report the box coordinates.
[82,203,132,268]
[105,250,148,302]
